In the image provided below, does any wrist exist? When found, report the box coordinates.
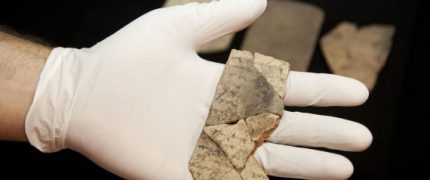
[25,47,79,152]
[0,29,52,141]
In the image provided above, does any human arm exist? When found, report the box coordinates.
[0,28,51,141]
[2,0,372,179]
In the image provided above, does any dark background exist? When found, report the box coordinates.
[1,0,429,179]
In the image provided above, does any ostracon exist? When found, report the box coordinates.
[205,50,287,126]
[240,156,269,180]
[189,133,241,180]
[245,113,280,146]
[204,120,256,169]
[243,0,324,71]
[321,21,395,90]
[189,50,290,180]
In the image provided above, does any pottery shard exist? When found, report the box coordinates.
[206,50,287,126]
[321,21,395,90]
[240,156,269,180]
[254,53,290,99]
[245,113,280,146]
[204,120,256,170]
[243,0,324,71]
[189,133,241,180]
[189,50,290,180]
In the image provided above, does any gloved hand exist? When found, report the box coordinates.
[25,0,372,179]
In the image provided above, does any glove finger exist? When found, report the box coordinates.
[267,110,372,152]
[284,71,369,107]
[254,143,353,180]
[166,0,267,47]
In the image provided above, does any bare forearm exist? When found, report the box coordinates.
[0,28,51,141]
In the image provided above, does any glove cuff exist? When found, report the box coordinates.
[25,47,77,153]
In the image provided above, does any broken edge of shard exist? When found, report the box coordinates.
[206,50,287,126]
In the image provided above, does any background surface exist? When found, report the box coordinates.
[1,0,429,179]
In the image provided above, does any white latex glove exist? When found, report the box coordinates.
[25,0,372,179]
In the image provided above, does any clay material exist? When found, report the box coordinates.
[189,133,241,180]
[206,50,287,126]
[243,0,324,71]
[189,50,290,180]
[321,21,395,90]
[204,120,255,169]
[240,156,269,180]
[245,113,280,146]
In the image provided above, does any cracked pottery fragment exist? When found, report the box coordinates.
[245,113,280,146]
[206,50,287,126]
[240,156,269,180]
[189,50,290,180]
[253,53,290,99]
[204,120,255,169]
[189,133,241,180]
